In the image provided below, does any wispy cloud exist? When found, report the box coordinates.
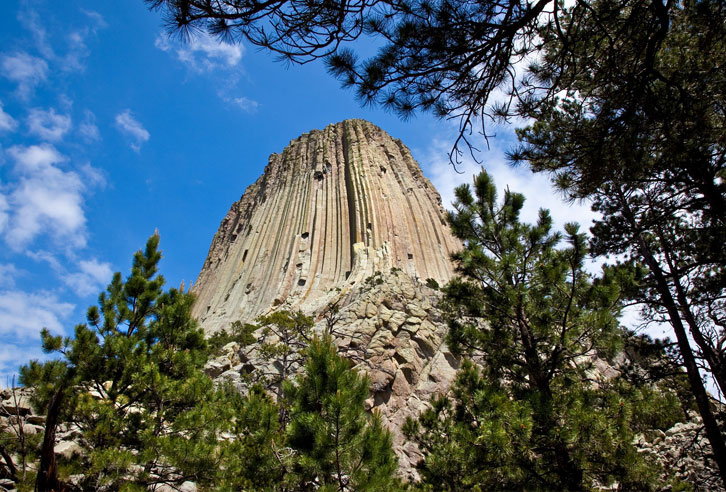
[1,52,48,99]
[17,6,104,74]
[64,259,113,297]
[28,250,113,298]
[218,92,259,114]
[0,343,46,386]
[115,109,150,152]
[26,107,72,142]
[0,288,73,379]
[156,32,257,114]
[155,33,243,73]
[419,127,599,234]
[0,101,18,132]
[3,144,97,251]
[0,289,74,341]
[0,194,8,237]
[79,109,100,142]
[81,9,107,31]
[0,264,20,289]
[62,30,91,72]
[16,8,54,60]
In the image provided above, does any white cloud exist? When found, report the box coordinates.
[79,109,100,142]
[63,259,113,297]
[79,162,106,188]
[0,289,74,341]
[62,31,89,72]
[17,8,54,60]
[26,107,72,142]
[27,250,112,298]
[0,263,20,288]
[218,93,259,113]
[231,96,259,113]
[0,343,47,386]
[17,7,103,74]
[26,249,64,273]
[81,9,107,31]
[3,144,94,250]
[1,52,48,99]
[156,33,243,73]
[0,101,18,132]
[0,192,8,235]
[0,289,73,380]
[115,109,150,152]
[419,128,599,234]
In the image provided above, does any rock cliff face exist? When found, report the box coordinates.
[192,119,461,332]
[193,119,463,476]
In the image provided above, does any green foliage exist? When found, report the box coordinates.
[215,384,288,491]
[285,335,398,491]
[214,335,399,492]
[365,271,385,286]
[206,320,257,356]
[21,235,224,491]
[408,171,680,491]
[424,278,439,290]
[248,310,314,425]
[513,0,726,479]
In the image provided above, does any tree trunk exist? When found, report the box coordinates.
[614,189,726,487]
[637,236,726,488]
[35,387,65,492]
[0,443,18,481]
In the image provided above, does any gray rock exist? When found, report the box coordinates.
[54,440,82,459]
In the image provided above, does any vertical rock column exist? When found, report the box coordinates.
[192,119,462,333]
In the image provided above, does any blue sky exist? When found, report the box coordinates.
[0,0,601,382]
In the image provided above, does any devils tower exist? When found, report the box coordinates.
[192,119,461,331]
[193,119,463,474]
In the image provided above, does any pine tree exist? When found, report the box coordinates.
[215,384,289,491]
[406,171,683,491]
[285,335,398,491]
[21,234,224,491]
[512,0,726,482]
[247,310,315,426]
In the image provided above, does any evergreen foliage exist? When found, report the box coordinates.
[20,235,224,491]
[147,0,692,161]
[285,335,398,491]
[213,334,399,492]
[215,384,288,491]
[13,242,398,492]
[143,4,726,476]
[511,0,726,480]
[246,310,315,425]
[406,171,683,491]
[206,319,257,356]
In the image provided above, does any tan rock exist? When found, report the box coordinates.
[192,121,465,480]
[192,119,462,333]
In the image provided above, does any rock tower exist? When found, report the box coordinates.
[193,119,463,476]
[193,119,461,331]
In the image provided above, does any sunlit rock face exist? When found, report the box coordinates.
[193,119,464,478]
[192,119,461,332]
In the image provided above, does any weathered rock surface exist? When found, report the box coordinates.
[194,120,462,477]
[324,270,460,476]
[192,119,461,332]
[635,414,725,491]
[203,269,461,476]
